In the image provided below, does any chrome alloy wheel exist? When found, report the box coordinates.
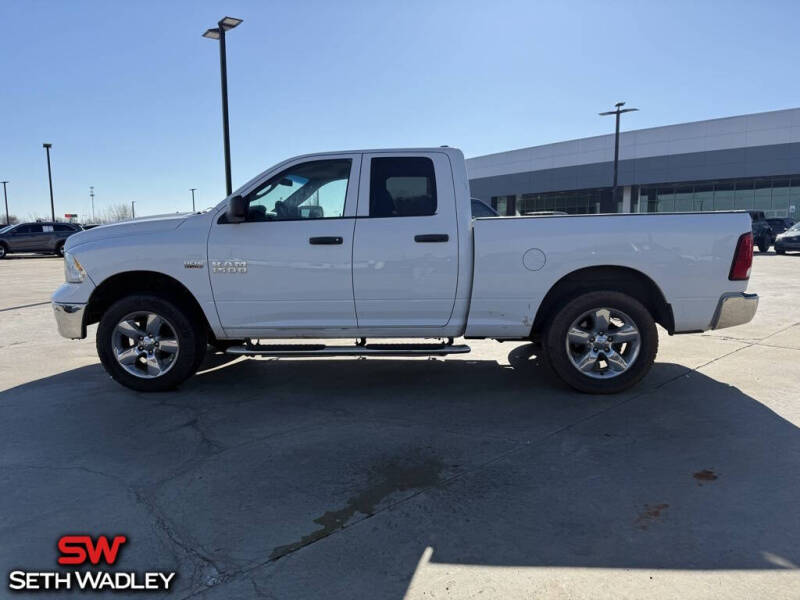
[111,311,180,379]
[565,307,641,379]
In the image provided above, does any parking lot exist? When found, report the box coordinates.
[1,253,799,599]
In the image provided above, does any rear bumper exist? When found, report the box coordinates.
[52,302,87,339]
[710,292,758,330]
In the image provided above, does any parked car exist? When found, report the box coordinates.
[52,147,758,394]
[0,222,82,258]
[470,198,499,218]
[774,222,800,254]
[748,211,773,252]
[767,217,796,246]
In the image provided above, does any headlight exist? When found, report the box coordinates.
[64,251,86,283]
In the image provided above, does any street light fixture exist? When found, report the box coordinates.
[599,102,638,213]
[90,186,95,222]
[203,16,243,197]
[1,181,9,225]
[43,143,56,221]
[190,188,197,212]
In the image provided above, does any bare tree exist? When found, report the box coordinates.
[0,214,19,225]
[97,203,132,223]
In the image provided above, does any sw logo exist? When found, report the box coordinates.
[57,534,127,565]
[8,534,176,593]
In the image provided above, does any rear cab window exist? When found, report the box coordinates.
[369,157,437,218]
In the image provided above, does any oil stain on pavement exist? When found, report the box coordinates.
[270,454,444,560]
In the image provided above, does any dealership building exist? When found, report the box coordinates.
[466,108,800,218]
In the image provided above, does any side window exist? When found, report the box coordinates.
[54,224,74,232]
[245,159,351,222]
[42,225,54,233]
[369,157,437,218]
[14,225,31,233]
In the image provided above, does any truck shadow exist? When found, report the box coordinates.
[1,347,798,597]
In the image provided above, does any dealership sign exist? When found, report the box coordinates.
[8,535,176,592]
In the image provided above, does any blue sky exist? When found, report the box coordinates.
[2,0,799,220]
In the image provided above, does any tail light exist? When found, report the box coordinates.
[729,232,753,280]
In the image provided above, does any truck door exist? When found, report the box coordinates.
[352,152,459,327]
[207,155,360,334]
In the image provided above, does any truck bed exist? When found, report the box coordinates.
[466,211,752,338]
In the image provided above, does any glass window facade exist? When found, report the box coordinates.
[487,175,800,218]
[636,175,800,217]
[492,188,609,215]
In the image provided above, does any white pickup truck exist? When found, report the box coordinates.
[52,147,758,394]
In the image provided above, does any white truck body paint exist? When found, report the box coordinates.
[54,147,754,343]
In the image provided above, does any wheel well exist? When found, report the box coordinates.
[530,266,675,339]
[85,271,211,338]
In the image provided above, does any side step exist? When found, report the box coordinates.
[225,341,471,357]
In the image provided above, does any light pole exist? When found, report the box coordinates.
[43,143,55,221]
[90,186,95,222]
[203,16,243,197]
[599,102,638,213]
[190,188,197,212]
[1,181,8,225]
[131,201,136,220]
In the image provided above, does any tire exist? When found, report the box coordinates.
[96,294,206,392]
[0,243,6,259]
[543,290,658,394]
[776,247,786,255]
[55,242,65,257]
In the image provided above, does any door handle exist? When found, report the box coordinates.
[414,234,449,243]
[309,236,343,245]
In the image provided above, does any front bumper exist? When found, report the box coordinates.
[710,292,758,330]
[775,237,800,250]
[52,302,87,339]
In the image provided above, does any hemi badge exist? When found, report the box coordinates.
[184,260,205,269]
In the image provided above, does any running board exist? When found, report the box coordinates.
[225,342,471,357]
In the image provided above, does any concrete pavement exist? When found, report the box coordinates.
[1,253,798,599]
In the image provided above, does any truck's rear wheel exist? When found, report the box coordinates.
[543,290,658,394]
[97,294,206,392]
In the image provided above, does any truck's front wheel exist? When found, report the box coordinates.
[543,290,658,394]
[97,294,206,392]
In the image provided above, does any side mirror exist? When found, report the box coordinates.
[226,195,247,223]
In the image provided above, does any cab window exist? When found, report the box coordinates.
[369,157,437,218]
[244,159,351,222]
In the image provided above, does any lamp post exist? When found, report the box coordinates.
[43,143,55,221]
[190,188,197,212]
[1,181,8,225]
[599,102,638,213]
[203,16,243,197]
[90,186,95,222]
[131,201,136,220]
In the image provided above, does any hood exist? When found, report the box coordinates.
[66,213,192,251]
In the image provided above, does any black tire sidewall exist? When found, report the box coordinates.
[544,290,658,394]
[56,242,65,257]
[0,243,6,258]
[96,294,205,392]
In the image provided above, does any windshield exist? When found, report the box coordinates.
[787,222,800,233]
[0,224,14,234]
